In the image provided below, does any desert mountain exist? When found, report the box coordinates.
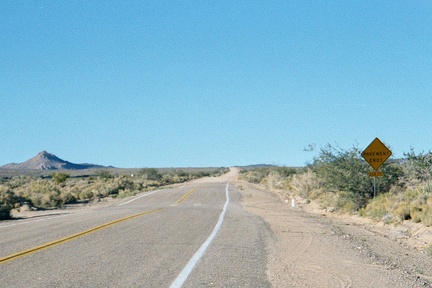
[1,151,109,170]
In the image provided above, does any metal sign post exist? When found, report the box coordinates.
[373,176,376,198]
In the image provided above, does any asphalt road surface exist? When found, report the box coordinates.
[0,178,271,287]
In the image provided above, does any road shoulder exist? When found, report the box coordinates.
[236,180,432,288]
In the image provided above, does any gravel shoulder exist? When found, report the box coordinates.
[236,180,432,288]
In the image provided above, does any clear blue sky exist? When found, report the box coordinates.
[1,1,432,168]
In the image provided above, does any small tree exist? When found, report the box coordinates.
[311,144,401,208]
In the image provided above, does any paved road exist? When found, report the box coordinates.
[0,180,271,287]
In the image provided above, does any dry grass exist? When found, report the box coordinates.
[240,167,432,227]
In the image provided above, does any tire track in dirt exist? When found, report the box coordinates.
[237,181,432,288]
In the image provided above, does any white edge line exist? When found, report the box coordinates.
[117,190,160,206]
[170,183,230,288]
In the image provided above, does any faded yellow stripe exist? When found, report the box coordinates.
[176,188,198,204]
[0,208,162,265]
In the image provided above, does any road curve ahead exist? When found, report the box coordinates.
[0,170,271,287]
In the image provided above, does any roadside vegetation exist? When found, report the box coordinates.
[239,144,432,227]
[0,167,228,220]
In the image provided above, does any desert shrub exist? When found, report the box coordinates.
[274,167,297,177]
[7,176,30,189]
[161,173,174,184]
[0,185,17,219]
[92,183,111,198]
[195,171,210,178]
[238,166,297,187]
[14,179,63,208]
[401,148,432,188]
[51,172,70,185]
[421,213,432,227]
[78,189,94,200]
[96,170,114,179]
[316,191,337,209]
[289,169,320,199]
[140,168,161,181]
[117,177,136,190]
[43,188,64,207]
[360,193,392,220]
[101,177,134,195]
[264,170,290,190]
[175,170,189,177]
[28,179,52,194]
[335,191,359,213]
[238,168,271,184]
[118,188,134,198]
[62,192,77,204]
[394,201,411,220]
[66,186,82,200]
[170,173,186,183]
[415,181,432,194]
[311,144,401,209]
[361,183,432,225]
[29,194,42,207]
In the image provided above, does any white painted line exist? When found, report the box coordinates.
[117,190,160,206]
[170,183,230,288]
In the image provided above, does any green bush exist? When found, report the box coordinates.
[51,172,70,185]
[62,192,77,204]
[139,168,161,181]
[0,185,16,219]
[311,144,401,209]
[79,189,94,200]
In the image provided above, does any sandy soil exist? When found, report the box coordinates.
[236,180,432,287]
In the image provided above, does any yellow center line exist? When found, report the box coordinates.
[176,188,198,204]
[0,208,162,265]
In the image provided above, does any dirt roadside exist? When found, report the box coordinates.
[236,180,432,288]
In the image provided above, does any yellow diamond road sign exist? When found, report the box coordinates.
[361,138,392,170]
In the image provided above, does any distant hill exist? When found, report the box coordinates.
[1,151,110,170]
[239,164,276,168]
